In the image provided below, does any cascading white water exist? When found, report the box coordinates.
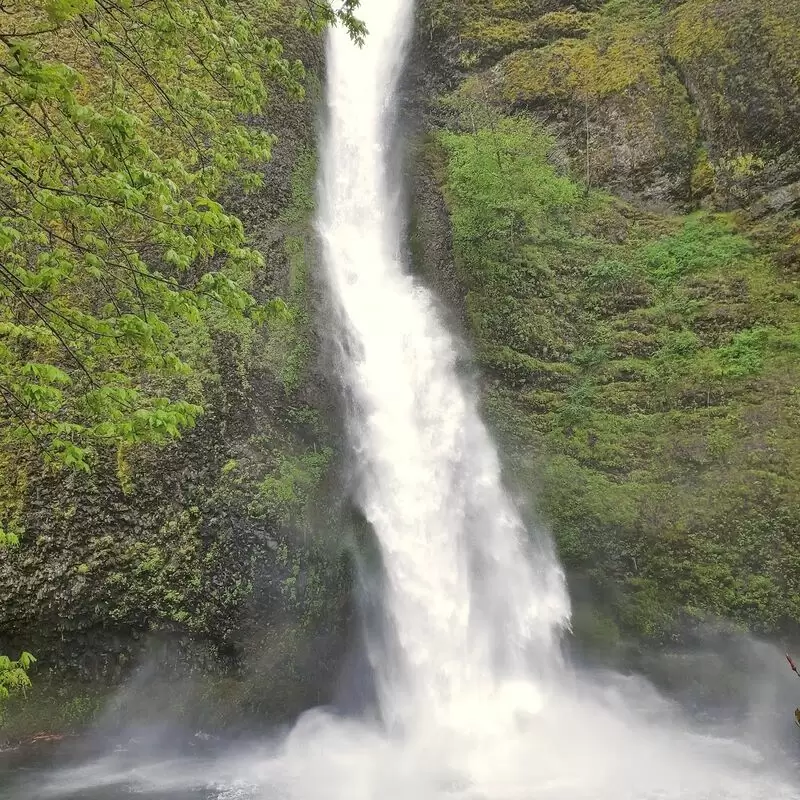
[304,1,800,797]
[317,0,570,732]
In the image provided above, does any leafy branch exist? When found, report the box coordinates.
[0,0,361,469]
[0,651,35,702]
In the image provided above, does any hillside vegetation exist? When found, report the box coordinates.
[415,0,800,650]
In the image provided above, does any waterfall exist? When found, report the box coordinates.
[303,1,800,797]
[317,0,570,730]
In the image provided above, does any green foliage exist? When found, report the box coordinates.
[439,117,585,369]
[616,214,752,286]
[0,652,36,702]
[0,1,282,468]
[586,259,638,291]
[0,526,19,548]
[0,0,363,725]
[460,17,539,62]
[713,327,771,378]
[248,448,333,525]
[0,0,362,471]
[0,520,32,705]
[438,111,800,643]
[296,0,366,45]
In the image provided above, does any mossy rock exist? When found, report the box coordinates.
[429,106,800,643]
[667,0,800,161]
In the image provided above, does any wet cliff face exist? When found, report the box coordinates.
[409,0,800,655]
[0,17,356,740]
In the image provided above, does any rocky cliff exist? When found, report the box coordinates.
[409,0,800,657]
[0,9,356,740]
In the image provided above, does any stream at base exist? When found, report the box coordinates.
[3,666,800,800]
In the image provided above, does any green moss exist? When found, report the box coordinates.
[532,11,593,41]
[0,688,106,743]
[438,111,800,642]
[473,0,694,197]
[461,18,540,61]
[690,148,715,199]
[667,0,800,158]
[424,0,595,65]
[667,0,730,64]
[626,213,752,285]
[247,447,333,525]
[426,0,798,204]
[263,149,318,394]
[498,0,667,100]
[0,443,26,545]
